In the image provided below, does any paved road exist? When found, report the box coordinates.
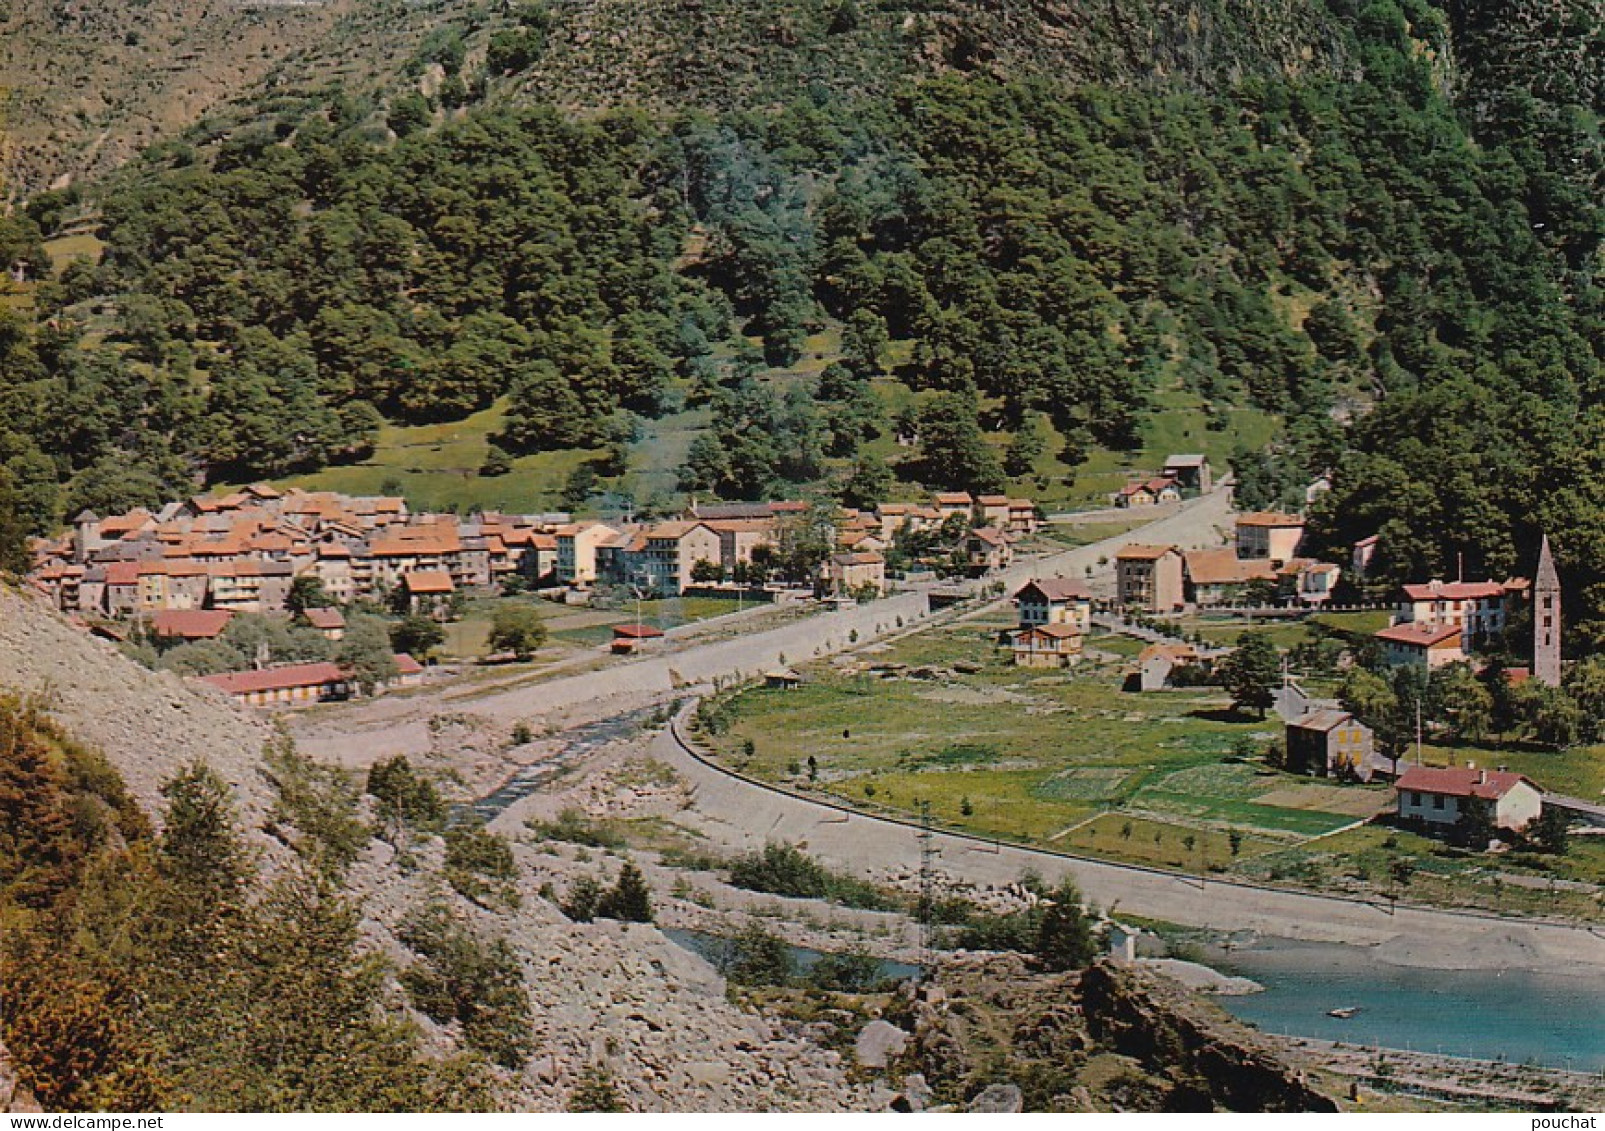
[654,703,1605,974]
[294,489,1234,767]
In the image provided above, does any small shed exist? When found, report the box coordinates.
[611,623,665,655]
[764,668,803,689]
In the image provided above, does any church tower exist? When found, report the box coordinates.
[1533,535,1561,688]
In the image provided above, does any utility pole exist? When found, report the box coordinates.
[917,800,937,980]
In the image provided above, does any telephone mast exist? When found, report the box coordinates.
[917,800,937,979]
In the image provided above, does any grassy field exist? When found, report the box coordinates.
[1033,519,1151,549]
[265,402,599,514]
[1239,823,1605,920]
[44,232,105,272]
[702,611,1605,918]
[706,617,1373,858]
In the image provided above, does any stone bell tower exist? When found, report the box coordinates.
[1533,535,1561,688]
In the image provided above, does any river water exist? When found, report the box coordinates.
[1201,938,1605,1071]
[662,927,923,984]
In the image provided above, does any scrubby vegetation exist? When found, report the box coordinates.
[0,696,496,1110]
[398,903,535,1069]
[727,841,897,911]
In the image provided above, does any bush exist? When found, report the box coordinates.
[561,875,602,922]
[726,842,895,910]
[952,880,1098,971]
[527,808,625,848]
[595,861,653,923]
[807,945,885,992]
[366,755,446,830]
[399,904,533,1068]
[716,922,796,986]
[263,739,368,879]
[567,1063,626,1112]
[444,820,518,905]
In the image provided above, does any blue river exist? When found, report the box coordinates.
[1202,938,1605,1072]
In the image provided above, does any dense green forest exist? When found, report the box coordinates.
[0,0,1598,639]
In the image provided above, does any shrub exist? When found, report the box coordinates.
[399,904,533,1068]
[263,739,368,879]
[561,875,602,922]
[366,755,446,830]
[807,945,885,992]
[567,1063,626,1112]
[727,842,894,911]
[595,861,653,923]
[526,808,624,849]
[444,820,518,905]
[716,922,796,985]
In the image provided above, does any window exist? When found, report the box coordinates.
[1432,794,1445,810]
[1409,791,1422,807]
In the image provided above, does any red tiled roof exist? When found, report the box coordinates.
[150,609,235,640]
[105,562,141,586]
[1375,622,1462,648]
[1016,578,1091,603]
[302,607,346,630]
[831,551,885,566]
[201,661,348,696]
[1401,580,1506,602]
[1184,548,1278,586]
[1117,544,1176,561]
[1137,643,1199,664]
[1236,511,1306,527]
[612,623,665,639]
[1395,765,1537,801]
[402,570,455,594]
[934,492,973,505]
[393,652,425,676]
[1017,624,1082,640]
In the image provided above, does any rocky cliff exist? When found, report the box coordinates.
[885,952,1342,1112]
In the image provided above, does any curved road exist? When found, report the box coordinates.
[655,703,1605,974]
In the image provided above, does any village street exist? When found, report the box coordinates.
[290,486,1235,768]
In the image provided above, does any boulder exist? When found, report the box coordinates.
[968,1083,1024,1113]
[855,1019,910,1069]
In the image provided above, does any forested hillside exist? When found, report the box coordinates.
[1,0,1347,197]
[0,0,1599,642]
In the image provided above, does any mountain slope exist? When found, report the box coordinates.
[1,0,1350,196]
[0,584,278,826]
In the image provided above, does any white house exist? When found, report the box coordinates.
[1395,765,1543,836]
[1396,578,1523,648]
[1374,621,1465,669]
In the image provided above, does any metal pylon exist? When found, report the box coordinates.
[917,800,937,978]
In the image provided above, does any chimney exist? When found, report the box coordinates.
[1478,769,1487,786]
